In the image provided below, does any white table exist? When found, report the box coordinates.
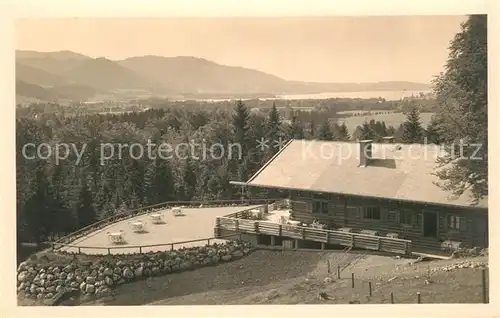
[150,213,163,224]
[131,221,145,232]
[172,207,183,216]
[108,232,124,244]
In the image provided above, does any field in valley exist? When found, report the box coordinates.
[73,250,488,306]
[338,112,435,133]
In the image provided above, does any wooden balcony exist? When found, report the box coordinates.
[215,216,412,255]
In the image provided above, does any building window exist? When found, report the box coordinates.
[387,210,398,222]
[364,207,381,220]
[448,215,466,231]
[401,210,416,225]
[313,201,329,214]
[321,202,328,214]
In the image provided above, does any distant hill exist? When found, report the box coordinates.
[16,50,90,61]
[16,62,68,87]
[16,79,98,102]
[16,50,431,102]
[118,55,287,94]
[17,50,92,76]
[62,57,167,91]
[16,79,57,101]
[118,55,430,95]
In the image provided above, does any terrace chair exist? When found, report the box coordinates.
[172,207,184,217]
[280,216,287,225]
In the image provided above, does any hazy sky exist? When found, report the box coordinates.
[16,16,467,83]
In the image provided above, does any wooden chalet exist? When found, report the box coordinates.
[233,139,488,253]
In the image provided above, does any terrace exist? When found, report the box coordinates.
[215,202,413,255]
[52,199,274,255]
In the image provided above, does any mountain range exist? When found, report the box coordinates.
[16,50,431,103]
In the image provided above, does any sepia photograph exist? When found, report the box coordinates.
[11,6,490,310]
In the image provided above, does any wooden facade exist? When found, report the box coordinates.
[289,190,488,251]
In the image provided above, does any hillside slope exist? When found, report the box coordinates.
[118,55,286,94]
[62,57,167,91]
[16,62,69,87]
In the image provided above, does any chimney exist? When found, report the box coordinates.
[359,140,373,167]
[382,136,395,144]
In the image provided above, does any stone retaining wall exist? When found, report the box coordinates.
[17,239,253,305]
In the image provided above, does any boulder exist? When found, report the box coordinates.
[103,268,113,276]
[17,271,28,282]
[85,284,95,294]
[86,276,96,284]
[63,265,73,273]
[123,268,133,279]
[134,267,144,277]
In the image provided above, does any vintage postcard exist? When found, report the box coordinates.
[1,0,497,317]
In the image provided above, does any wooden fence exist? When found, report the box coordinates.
[55,233,243,255]
[53,198,282,250]
[215,216,412,255]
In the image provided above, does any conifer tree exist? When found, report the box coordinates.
[432,15,488,202]
[401,105,424,144]
[336,122,351,141]
[317,120,334,141]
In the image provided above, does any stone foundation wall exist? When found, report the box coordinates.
[17,240,253,305]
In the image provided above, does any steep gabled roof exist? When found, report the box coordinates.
[246,140,487,209]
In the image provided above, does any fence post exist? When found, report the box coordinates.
[390,292,394,304]
[207,239,211,245]
[171,243,174,251]
[215,218,221,237]
[337,265,341,279]
[351,273,355,288]
[327,260,331,274]
[482,268,488,303]
[235,219,239,231]
[351,234,355,248]
[107,248,111,255]
[417,292,421,304]
[368,282,372,296]
[279,225,282,236]
[139,246,142,254]
[254,222,259,234]
[78,247,81,254]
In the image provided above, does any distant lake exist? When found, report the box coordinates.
[182,90,431,102]
[272,90,431,101]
